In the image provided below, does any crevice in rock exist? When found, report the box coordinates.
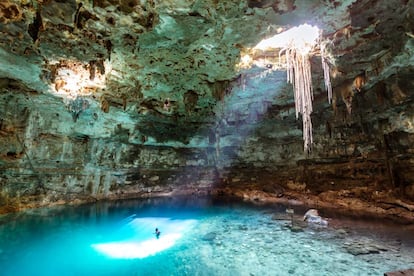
[28,10,43,43]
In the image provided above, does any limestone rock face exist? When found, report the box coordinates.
[0,0,413,219]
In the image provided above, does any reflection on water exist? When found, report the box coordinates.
[0,196,413,276]
[92,217,198,259]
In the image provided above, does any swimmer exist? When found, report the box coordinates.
[155,228,161,239]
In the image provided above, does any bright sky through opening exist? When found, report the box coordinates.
[254,24,320,54]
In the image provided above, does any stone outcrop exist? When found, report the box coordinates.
[0,0,413,221]
[384,269,414,276]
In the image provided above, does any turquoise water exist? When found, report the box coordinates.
[0,197,413,276]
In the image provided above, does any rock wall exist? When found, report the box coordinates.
[1,65,414,220]
[0,0,414,220]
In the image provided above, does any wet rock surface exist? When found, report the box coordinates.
[0,0,413,222]
[385,269,414,276]
[343,238,394,256]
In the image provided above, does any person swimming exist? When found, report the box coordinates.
[155,228,161,239]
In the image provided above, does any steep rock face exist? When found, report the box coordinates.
[0,0,413,220]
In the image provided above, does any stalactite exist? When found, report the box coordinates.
[285,48,314,152]
[321,43,332,103]
[256,24,332,152]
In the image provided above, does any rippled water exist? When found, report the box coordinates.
[0,197,413,276]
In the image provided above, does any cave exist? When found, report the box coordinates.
[0,0,414,274]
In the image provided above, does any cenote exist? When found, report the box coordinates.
[1,197,413,276]
[2,1,414,275]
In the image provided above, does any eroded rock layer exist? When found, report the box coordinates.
[0,0,413,220]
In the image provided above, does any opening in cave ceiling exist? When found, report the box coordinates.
[244,24,333,152]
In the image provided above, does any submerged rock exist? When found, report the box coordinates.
[384,269,414,276]
[289,225,304,233]
[343,238,393,256]
[202,232,217,242]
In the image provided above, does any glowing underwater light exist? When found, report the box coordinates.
[92,217,197,259]
[92,233,183,259]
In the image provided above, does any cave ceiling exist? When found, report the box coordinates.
[0,0,413,146]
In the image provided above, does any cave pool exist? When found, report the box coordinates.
[0,197,413,276]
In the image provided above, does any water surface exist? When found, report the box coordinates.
[0,197,413,276]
